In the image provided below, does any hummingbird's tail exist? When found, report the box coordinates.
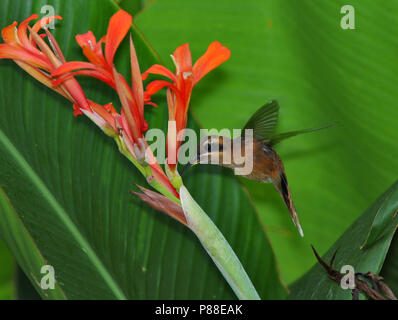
[273,171,304,237]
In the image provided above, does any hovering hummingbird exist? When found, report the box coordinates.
[181,100,335,237]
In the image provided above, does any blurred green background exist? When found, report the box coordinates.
[1,0,398,298]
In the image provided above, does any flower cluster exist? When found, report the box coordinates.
[0,10,230,225]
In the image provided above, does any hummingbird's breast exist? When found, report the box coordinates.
[240,140,281,182]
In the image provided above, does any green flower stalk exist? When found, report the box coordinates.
[180,186,260,300]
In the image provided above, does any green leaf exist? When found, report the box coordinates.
[288,180,398,299]
[115,0,147,16]
[0,188,65,299]
[135,0,398,284]
[381,234,398,295]
[0,0,285,299]
[15,266,41,300]
[360,185,398,249]
[0,238,14,299]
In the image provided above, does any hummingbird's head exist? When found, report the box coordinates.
[180,135,233,174]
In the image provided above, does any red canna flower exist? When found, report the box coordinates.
[51,10,148,144]
[51,10,131,89]
[49,10,179,198]
[0,14,90,110]
[0,14,119,133]
[0,11,179,199]
[142,41,231,169]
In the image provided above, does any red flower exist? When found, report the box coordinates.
[0,14,90,112]
[0,14,120,133]
[51,10,148,143]
[49,10,179,198]
[143,41,231,169]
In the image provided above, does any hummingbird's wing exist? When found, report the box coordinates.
[243,100,279,140]
[269,123,337,146]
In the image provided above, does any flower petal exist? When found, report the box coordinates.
[52,61,115,90]
[142,64,177,82]
[81,44,107,67]
[173,43,192,74]
[104,103,117,114]
[192,41,231,85]
[44,29,66,64]
[28,26,61,68]
[132,185,187,226]
[145,101,159,108]
[52,69,115,89]
[113,67,141,140]
[14,60,70,99]
[76,31,107,66]
[31,27,89,110]
[51,61,99,77]
[145,80,180,98]
[31,15,63,33]
[76,31,97,48]
[118,110,135,143]
[72,104,83,116]
[62,78,90,110]
[17,14,39,50]
[105,10,132,66]
[150,164,181,198]
[130,35,144,122]
[1,21,18,44]
[0,43,52,70]
[89,100,117,131]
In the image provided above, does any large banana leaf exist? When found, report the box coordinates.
[136,0,398,284]
[115,0,146,16]
[0,0,286,299]
[288,180,398,299]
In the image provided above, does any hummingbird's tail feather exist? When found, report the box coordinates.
[274,171,304,237]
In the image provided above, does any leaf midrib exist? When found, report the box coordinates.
[0,128,127,300]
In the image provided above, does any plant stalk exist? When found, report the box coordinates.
[179,185,260,300]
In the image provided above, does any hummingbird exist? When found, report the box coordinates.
[181,100,335,237]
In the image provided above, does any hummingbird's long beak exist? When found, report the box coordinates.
[180,152,201,175]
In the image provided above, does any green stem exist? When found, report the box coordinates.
[179,185,260,300]
[115,136,180,203]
